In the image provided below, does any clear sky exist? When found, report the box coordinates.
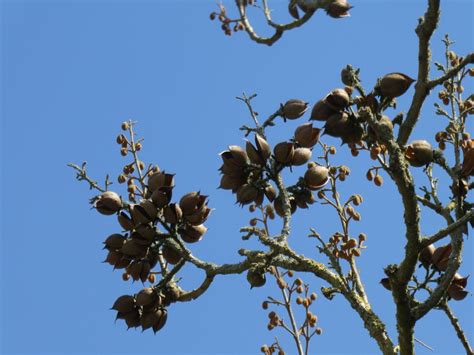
[1,0,473,354]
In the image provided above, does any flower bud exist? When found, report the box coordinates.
[282,99,309,119]
[95,191,122,215]
[294,123,320,148]
[375,72,415,99]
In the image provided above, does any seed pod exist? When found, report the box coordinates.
[304,165,329,190]
[104,250,122,266]
[294,123,321,148]
[162,245,181,265]
[405,140,433,167]
[123,309,141,329]
[246,268,266,288]
[325,88,350,110]
[121,240,148,258]
[380,278,392,291]
[325,0,352,18]
[432,243,452,271]
[448,283,469,301]
[323,112,347,138]
[179,192,201,214]
[118,212,135,231]
[264,185,277,202]
[151,187,172,208]
[294,189,315,209]
[461,148,474,177]
[419,244,436,269]
[104,234,126,250]
[112,295,135,313]
[141,308,166,331]
[163,203,183,224]
[291,148,312,166]
[130,204,152,225]
[273,195,297,217]
[452,273,469,288]
[184,205,211,226]
[139,200,158,221]
[282,99,309,119]
[219,174,246,192]
[375,72,415,99]
[255,134,272,161]
[273,141,295,164]
[136,287,159,307]
[180,224,207,243]
[148,172,175,192]
[126,261,143,281]
[310,100,336,121]
[236,184,259,205]
[95,191,122,215]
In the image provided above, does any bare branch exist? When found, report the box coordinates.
[428,53,474,89]
[421,209,474,247]
[440,302,474,355]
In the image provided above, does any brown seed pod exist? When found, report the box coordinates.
[281,99,309,119]
[104,250,122,266]
[419,244,436,269]
[126,261,143,281]
[375,72,415,99]
[294,123,321,148]
[246,268,266,288]
[304,165,329,190]
[117,212,135,231]
[104,234,126,250]
[136,287,159,307]
[121,240,148,258]
[405,140,434,167]
[112,295,136,313]
[162,245,181,265]
[148,172,175,192]
[310,99,336,121]
[432,244,452,271]
[163,203,183,224]
[179,224,208,243]
[264,184,277,202]
[325,88,350,110]
[236,184,259,205]
[123,309,141,329]
[273,142,295,164]
[95,191,122,215]
[151,187,173,209]
[461,148,474,177]
[184,205,212,226]
[380,278,392,291]
[448,283,469,301]
[273,195,297,217]
[141,308,167,331]
[325,0,352,18]
[219,174,246,192]
[291,147,312,166]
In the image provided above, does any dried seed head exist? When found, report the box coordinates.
[95,191,122,215]
[282,99,309,119]
[325,0,352,18]
[291,147,312,166]
[179,224,207,243]
[273,142,295,164]
[310,99,336,121]
[325,88,350,110]
[375,72,415,99]
[112,295,136,313]
[161,245,182,265]
[405,140,434,167]
[246,268,266,288]
[294,123,321,148]
[136,287,159,307]
[304,165,329,190]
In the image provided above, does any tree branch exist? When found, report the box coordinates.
[428,53,474,89]
[440,301,474,355]
[398,0,440,145]
[421,209,474,247]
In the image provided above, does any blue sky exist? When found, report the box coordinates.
[1,0,473,354]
